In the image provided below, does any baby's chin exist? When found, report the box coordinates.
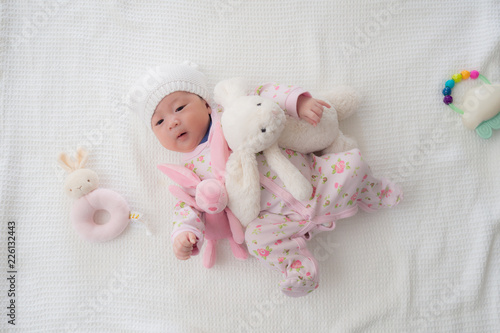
[163,144,196,154]
[161,135,201,153]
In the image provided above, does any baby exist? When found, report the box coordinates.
[128,62,402,297]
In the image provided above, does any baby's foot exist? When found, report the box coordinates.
[359,178,403,212]
[279,257,318,297]
[374,179,403,209]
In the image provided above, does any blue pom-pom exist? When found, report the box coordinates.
[442,87,452,96]
[445,80,455,88]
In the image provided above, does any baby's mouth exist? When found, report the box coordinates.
[177,132,187,138]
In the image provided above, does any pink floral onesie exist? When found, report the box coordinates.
[170,83,403,297]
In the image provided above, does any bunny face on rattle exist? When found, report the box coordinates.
[64,168,99,199]
[58,147,99,199]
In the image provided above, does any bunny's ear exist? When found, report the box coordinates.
[157,164,201,189]
[225,149,261,227]
[209,122,230,180]
[75,147,88,169]
[57,152,75,173]
[168,185,200,210]
[213,77,249,106]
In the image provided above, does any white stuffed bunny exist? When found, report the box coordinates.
[213,78,359,226]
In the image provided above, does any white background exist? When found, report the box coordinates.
[1,1,499,332]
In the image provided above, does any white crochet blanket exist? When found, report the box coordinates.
[1,1,499,332]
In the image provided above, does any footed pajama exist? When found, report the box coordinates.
[245,148,402,297]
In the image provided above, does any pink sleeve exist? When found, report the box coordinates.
[171,200,205,255]
[255,82,312,118]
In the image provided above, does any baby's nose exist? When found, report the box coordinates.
[169,118,180,129]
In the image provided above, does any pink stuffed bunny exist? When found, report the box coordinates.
[158,123,247,268]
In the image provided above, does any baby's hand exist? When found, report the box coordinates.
[173,231,198,260]
[297,95,331,126]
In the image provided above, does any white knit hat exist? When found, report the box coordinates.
[127,61,210,129]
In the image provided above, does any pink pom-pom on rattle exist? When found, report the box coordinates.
[470,70,479,79]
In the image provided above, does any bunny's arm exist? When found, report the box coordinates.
[255,82,311,119]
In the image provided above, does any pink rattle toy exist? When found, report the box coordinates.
[157,122,247,268]
[442,70,500,139]
[58,147,150,242]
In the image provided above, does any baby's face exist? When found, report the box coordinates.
[151,91,211,153]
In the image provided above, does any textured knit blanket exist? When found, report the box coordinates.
[1,1,499,332]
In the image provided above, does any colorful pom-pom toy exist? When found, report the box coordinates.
[441,70,500,139]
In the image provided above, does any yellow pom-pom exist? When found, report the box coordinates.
[452,73,462,83]
[461,70,470,80]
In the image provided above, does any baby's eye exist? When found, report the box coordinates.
[257,103,261,106]
[175,105,186,112]
[156,119,164,126]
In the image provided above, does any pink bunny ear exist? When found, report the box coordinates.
[168,185,200,210]
[209,122,230,180]
[157,164,201,188]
